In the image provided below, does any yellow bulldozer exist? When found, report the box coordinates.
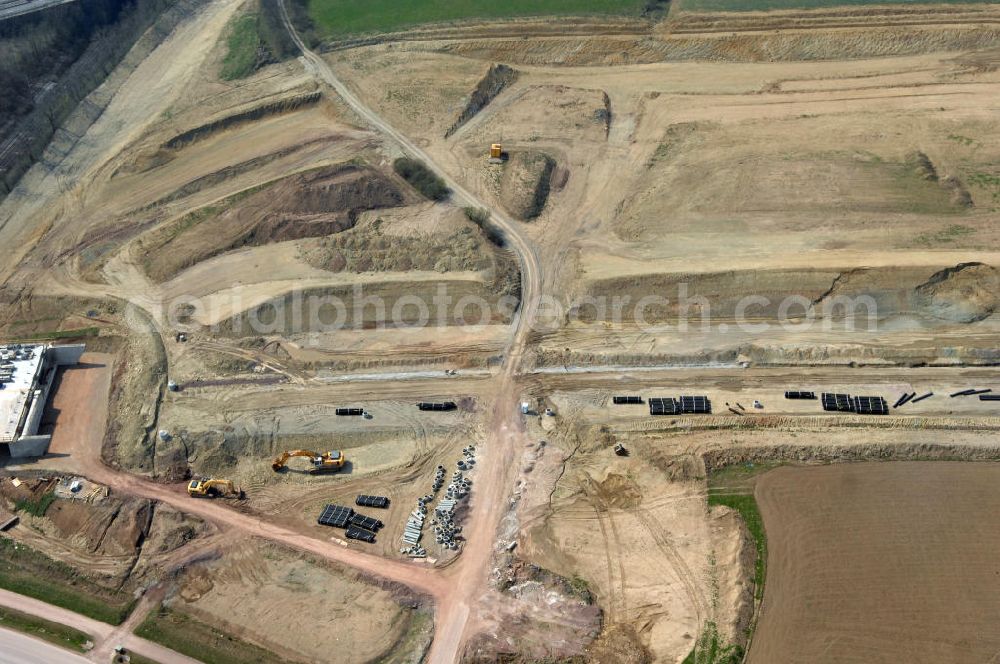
[271,449,346,474]
[187,478,244,499]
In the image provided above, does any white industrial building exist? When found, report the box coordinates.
[0,343,84,458]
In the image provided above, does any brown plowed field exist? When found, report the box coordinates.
[750,462,1000,664]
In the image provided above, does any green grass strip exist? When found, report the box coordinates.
[708,492,766,600]
[0,539,134,625]
[0,605,92,653]
[221,14,262,80]
[306,0,650,38]
[136,605,287,664]
[678,0,996,12]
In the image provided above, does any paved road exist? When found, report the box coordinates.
[0,589,203,664]
[0,627,90,664]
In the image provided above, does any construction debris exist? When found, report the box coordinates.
[417,402,457,411]
[894,392,916,408]
[952,388,992,397]
[402,445,477,556]
[356,495,390,509]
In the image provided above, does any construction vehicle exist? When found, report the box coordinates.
[187,478,244,499]
[489,143,503,163]
[271,449,346,474]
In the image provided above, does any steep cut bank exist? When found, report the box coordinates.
[0,0,209,199]
[583,263,1000,325]
[500,151,556,221]
[914,262,1000,323]
[445,63,518,137]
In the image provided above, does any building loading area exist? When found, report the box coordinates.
[0,343,84,458]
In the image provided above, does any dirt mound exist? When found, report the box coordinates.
[915,262,1000,323]
[586,624,652,664]
[47,496,152,556]
[139,163,409,282]
[581,472,642,510]
[466,557,602,663]
[500,151,556,220]
[303,219,495,273]
[183,429,274,476]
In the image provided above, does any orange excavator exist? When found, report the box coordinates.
[187,478,244,499]
[271,450,346,474]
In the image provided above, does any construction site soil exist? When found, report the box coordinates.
[3,3,1000,663]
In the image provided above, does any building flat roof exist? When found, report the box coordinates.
[0,344,45,443]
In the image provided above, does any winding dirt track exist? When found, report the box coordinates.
[4,0,543,658]
[273,4,545,661]
[28,3,545,661]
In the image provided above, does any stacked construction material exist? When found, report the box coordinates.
[648,396,712,414]
[649,397,680,415]
[678,395,711,414]
[612,396,642,405]
[346,512,383,542]
[346,527,376,543]
[821,393,855,412]
[784,391,817,400]
[318,504,381,543]
[356,495,390,509]
[402,503,426,550]
[349,513,383,531]
[416,401,457,411]
[432,447,475,551]
[336,407,364,416]
[317,504,353,528]
[853,396,888,415]
[402,464,450,556]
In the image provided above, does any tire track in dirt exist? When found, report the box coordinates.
[578,475,629,622]
[547,488,703,521]
[604,509,631,621]
[634,507,707,627]
[589,502,625,624]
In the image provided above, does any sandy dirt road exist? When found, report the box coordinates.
[5,0,537,659]
[275,4,546,661]
[44,354,114,462]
